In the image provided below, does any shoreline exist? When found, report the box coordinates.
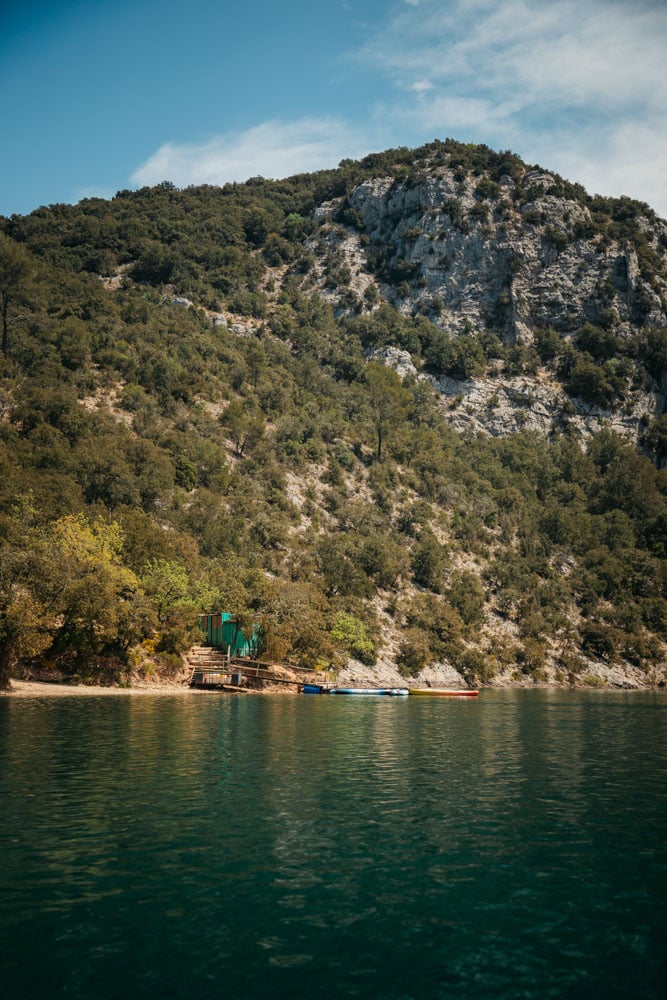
[3,678,663,698]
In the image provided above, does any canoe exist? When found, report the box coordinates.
[302,684,327,694]
[328,687,409,696]
[409,688,479,697]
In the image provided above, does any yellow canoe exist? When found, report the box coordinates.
[409,688,479,697]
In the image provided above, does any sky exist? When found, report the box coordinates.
[2,0,666,218]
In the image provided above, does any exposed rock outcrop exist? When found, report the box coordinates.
[346,167,666,340]
[306,154,666,449]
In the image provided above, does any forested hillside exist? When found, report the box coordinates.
[1,140,665,690]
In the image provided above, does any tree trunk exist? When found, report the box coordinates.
[0,645,12,691]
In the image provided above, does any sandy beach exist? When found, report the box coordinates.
[4,679,200,697]
[3,678,302,697]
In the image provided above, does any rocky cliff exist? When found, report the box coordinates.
[303,148,666,452]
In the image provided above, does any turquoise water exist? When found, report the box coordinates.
[0,690,665,999]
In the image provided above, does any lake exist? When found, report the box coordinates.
[1,689,665,999]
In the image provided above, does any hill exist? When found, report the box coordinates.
[1,139,665,690]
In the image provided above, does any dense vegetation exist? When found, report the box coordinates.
[1,141,665,689]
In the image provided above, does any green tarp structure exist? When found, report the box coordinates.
[198,612,260,657]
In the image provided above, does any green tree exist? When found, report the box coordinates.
[357,532,408,589]
[141,559,191,623]
[412,532,447,592]
[364,361,410,461]
[316,537,374,599]
[446,571,486,627]
[43,515,148,662]
[397,628,432,675]
[0,233,32,358]
[257,581,334,669]
[0,541,53,690]
[424,332,487,380]
[140,559,198,652]
[641,414,667,468]
[221,400,264,457]
[404,592,463,654]
[331,612,376,664]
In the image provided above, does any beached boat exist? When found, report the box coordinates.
[302,683,327,694]
[328,687,409,696]
[409,688,479,697]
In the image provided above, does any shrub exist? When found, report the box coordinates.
[581,673,607,688]
[446,571,486,626]
[534,327,563,363]
[517,639,547,675]
[579,622,623,662]
[574,323,623,361]
[565,354,627,407]
[404,592,463,648]
[458,648,494,683]
[412,533,447,591]
[331,612,376,664]
[397,628,432,676]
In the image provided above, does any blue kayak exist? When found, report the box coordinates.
[328,687,409,696]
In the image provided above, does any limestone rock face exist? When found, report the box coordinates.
[368,346,418,380]
[336,658,468,690]
[427,371,661,441]
[307,157,666,448]
[346,168,666,341]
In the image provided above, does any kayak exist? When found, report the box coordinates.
[409,688,479,697]
[328,687,409,696]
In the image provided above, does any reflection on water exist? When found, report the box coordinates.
[0,690,665,999]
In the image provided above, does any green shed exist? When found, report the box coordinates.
[198,613,260,658]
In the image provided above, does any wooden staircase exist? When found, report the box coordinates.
[185,644,231,685]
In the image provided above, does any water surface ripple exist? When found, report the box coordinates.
[1,690,665,998]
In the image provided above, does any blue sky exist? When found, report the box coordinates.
[2,0,666,218]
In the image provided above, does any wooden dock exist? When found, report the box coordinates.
[186,645,323,691]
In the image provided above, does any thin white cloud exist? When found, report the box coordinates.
[547,117,667,212]
[131,118,375,189]
[130,1,667,217]
[359,0,667,216]
[366,0,666,106]
[408,80,434,94]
